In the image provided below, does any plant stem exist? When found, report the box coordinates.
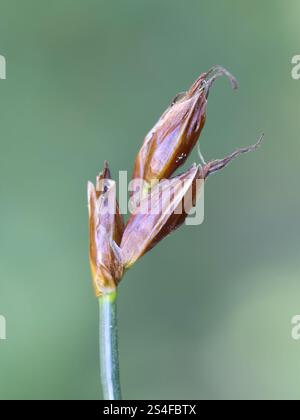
[98,291,122,400]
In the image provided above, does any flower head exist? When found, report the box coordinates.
[88,67,262,296]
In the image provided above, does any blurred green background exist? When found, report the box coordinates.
[0,0,300,400]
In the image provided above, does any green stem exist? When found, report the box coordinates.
[98,291,122,400]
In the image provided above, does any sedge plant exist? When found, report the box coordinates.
[87,66,262,400]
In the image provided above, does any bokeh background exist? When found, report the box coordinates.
[0,0,300,400]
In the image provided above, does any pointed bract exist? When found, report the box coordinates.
[132,66,238,184]
[121,135,262,269]
[121,165,202,268]
[88,162,125,296]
